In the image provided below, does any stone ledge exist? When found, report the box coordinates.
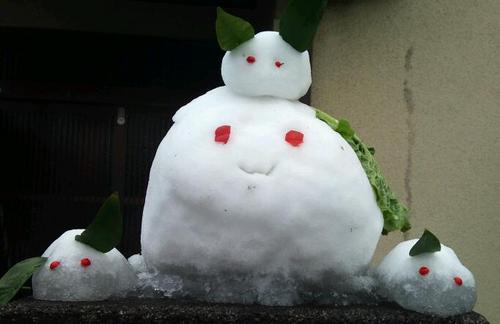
[0,298,489,324]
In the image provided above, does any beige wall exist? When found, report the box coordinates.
[312,0,500,322]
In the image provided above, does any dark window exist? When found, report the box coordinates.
[0,1,275,274]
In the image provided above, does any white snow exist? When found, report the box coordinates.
[132,269,380,306]
[375,239,476,317]
[140,86,383,304]
[221,31,311,100]
[32,229,137,301]
[128,253,147,274]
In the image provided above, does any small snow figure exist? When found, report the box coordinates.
[32,194,136,301]
[140,0,409,304]
[220,30,312,100]
[376,230,476,317]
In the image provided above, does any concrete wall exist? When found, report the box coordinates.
[312,0,500,322]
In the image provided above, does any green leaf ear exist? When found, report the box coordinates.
[409,229,441,256]
[0,257,47,306]
[279,0,327,52]
[75,192,122,253]
[216,7,255,51]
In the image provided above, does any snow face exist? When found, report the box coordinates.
[140,86,383,303]
[32,229,137,301]
[221,31,311,100]
[376,239,476,317]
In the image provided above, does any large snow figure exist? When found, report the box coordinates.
[142,86,383,276]
[140,3,408,304]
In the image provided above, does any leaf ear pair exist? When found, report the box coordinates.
[216,0,328,52]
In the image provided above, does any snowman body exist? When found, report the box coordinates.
[32,229,136,301]
[140,32,383,302]
[142,86,382,276]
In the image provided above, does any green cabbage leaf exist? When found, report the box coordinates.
[316,109,411,234]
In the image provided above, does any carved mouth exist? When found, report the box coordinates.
[238,164,276,176]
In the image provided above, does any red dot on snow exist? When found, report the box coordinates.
[419,266,430,276]
[454,276,463,286]
[215,125,231,144]
[80,258,91,267]
[246,56,256,64]
[275,61,284,68]
[285,130,304,147]
[49,261,60,270]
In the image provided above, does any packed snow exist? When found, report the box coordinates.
[130,254,379,305]
[32,229,137,301]
[128,253,147,274]
[221,31,311,100]
[140,86,383,304]
[375,239,476,317]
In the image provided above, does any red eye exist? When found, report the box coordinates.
[246,55,256,64]
[275,61,284,68]
[215,125,231,144]
[49,261,60,270]
[419,266,430,276]
[454,276,463,286]
[80,258,91,267]
[285,130,304,147]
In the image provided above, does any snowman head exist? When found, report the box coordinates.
[221,31,311,100]
[216,0,327,100]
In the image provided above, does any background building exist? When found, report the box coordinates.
[311,1,500,322]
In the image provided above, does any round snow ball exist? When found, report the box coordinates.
[32,229,137,301]
[221,31,312,100]
[376,240,476,317]
[141,87,383,279]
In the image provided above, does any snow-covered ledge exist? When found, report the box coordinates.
[0,298,489,323]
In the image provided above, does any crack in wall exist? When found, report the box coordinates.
[404,46,414,72]
[404,46,415,240]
